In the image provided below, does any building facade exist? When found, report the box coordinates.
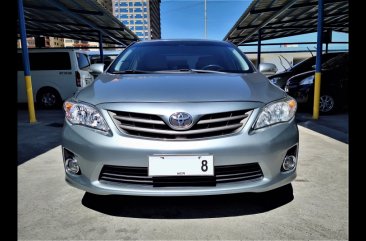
[113,0,161,40]
[17,36,64,48]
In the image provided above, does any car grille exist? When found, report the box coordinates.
[108,109,253,139]
[99,163,263,187]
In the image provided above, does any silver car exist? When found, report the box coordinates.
[62,40,299,196]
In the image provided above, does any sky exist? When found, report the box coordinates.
[160,0,348,52]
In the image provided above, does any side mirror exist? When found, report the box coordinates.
[89,63,105,75]
[259,63,278,76]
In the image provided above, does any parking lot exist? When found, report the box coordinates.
[18,108,348,240]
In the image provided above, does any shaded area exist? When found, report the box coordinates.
[295,110,348,143]
[19,0,138,46]
[17,105,64,165]
[81,184,293,219]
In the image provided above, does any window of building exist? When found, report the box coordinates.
[144,14,148,18]
[122,20,129,25]
[120,2,127,6]
[136,32,144,36]
[17,52,71,71]
[130,20,134,24]
[135,20,143,24]
[121,14,128,18]
[134,2,142,6]
[135,26,143,30]
[134,8,142,12]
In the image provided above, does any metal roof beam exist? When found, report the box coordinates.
[260,24,348,30]
[236,12,348,30]
[239,41,349,46]
[250,0,348,14]
[47,0,125,45]
[26,19,124,31]
[24,3,103,16]
[238,0,298,45]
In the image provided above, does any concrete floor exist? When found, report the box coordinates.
[18,126,348,240]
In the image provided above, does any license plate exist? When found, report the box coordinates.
[148,155,214,176]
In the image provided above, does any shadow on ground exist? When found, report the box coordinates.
[81,184,293,219]
[17,105,64,165]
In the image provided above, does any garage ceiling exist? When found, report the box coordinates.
[19,0,139,46]
[224,0,349,45]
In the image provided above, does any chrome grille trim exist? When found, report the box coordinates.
[197,113,249,125]
[99,163,264,186]
[109,109,253,139]
[113,115,165,125]
[118,123,243,136]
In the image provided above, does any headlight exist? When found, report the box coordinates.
[270,77,281,85]
[63,101,110,133]
[299,75,314,85]
[253,97,297,129]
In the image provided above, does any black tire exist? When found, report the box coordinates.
[36,87,62,109]
[319,94,337,114]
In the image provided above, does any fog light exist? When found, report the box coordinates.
[282,155,297,171]
[65,158,80,174]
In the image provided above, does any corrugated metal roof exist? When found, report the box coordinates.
[19,0,139,46]
[224,0,348,45]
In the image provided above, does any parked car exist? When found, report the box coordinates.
[269,52,343,89]
[285,52,348,114]
[17,49,94,108]
[84,50,121,69]
[62,40,299,196]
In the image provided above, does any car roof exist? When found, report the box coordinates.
[133,39,234,47]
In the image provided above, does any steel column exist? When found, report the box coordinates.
[313,0,324,119]
[98,31,104,63]
[257,29,262,69]
[18,0,36,123]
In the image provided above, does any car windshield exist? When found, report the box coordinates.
[322,53,348,70]
[108,41,254,73]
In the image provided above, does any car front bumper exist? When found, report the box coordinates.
[62,108,299,196]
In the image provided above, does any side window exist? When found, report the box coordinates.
[17,52,72,71]
[77,53,90,69]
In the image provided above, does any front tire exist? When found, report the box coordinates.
[36,88,61,109]
[319,94,336,114]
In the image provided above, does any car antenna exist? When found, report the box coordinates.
[307,47,314,57]
[280,55,292,70]
[278,56,287,71]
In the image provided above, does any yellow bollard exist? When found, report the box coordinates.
[312,72,321,120]
[25,75,37,123]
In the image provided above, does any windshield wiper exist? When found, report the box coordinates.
[156,69,227,74]
[110,70,153,74]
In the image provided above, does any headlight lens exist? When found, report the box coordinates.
[299,75,314,85]
[63,101,110,132]
[254,97,297,129]
[270,77,281,85]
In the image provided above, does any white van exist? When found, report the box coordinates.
[17,49,94,108]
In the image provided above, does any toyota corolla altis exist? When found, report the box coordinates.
[62,40,299,196]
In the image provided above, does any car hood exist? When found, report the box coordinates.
[287,70,315,84]
[268,70,291,79]
[75,72,286,105]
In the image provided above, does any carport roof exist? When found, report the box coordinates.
[224,0,349,45]
[19,0,139,46]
